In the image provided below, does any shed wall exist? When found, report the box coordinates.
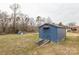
[39,24,66,42]
[39,26,57,41]
[57,28,66,41]
[49,27,57,42]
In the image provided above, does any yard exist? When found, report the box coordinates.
[0,32,79,55]
[0,33,39,54]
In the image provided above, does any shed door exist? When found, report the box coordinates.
[43,27,51,40]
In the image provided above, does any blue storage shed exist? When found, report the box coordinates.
[39,23,66,42]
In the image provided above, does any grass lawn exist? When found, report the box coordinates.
[0,32,79,55]
[0,33,39,55]
[32,32,79,55]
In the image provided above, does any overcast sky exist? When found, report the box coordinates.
[0,0,79,25]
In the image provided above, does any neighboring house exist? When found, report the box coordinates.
[71,26,79,32]
[66,25,79,32]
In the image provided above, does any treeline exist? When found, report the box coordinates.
[0,3,66,34]
[0,3,37,34]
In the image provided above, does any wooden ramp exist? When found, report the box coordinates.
[36,39,51,46]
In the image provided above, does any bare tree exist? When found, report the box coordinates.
[10,3,20,32]
[18,13,30,31]
[46,17,52,24]
[58,22,63,26]
[36,16,44,26]
[68,22,76,27]
[0,11,9,33]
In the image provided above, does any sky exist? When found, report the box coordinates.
[0,0,79,25]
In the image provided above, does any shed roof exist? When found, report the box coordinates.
[39,23,65,29]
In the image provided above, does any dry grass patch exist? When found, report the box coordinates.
[0,32,79,55]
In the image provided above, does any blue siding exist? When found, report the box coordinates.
[57,28,66,41]
[39,26,52,40]
[39,24,66,42]
[49,27,57,42]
